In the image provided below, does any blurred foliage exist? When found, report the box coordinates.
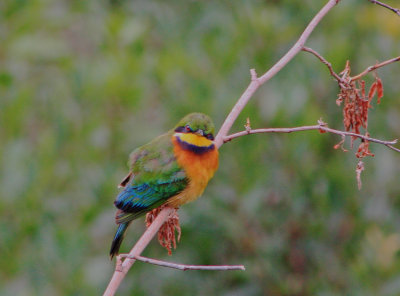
[1,0,400,295]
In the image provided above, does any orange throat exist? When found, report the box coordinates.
[167,134,219,207]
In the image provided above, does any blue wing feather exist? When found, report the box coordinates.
[114,179,188,223]
[115,183,163,212]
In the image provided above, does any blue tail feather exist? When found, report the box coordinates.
[110,222,131,259]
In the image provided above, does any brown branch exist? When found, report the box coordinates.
[302,46,344,84]
[387,144,400,153]
[367,0,400,16]
[350,56,400,81]
[125,255,245,271]
[214,0,340,148]
[302,47,400,87]
[223,124,400,153]
[103,207,175,296]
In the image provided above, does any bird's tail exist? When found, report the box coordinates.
[110,222,131,259]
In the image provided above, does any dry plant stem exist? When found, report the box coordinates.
[367,0,400,16]
[103,207,175,296]
[124,255,245,271]
[350,56,400,81]
[224,125,400,153]
[214,0,340,148]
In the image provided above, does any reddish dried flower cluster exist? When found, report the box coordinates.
[335,61,384,158]
[146,205,181,255]
[334,61,386,189]
[355,135,375,159]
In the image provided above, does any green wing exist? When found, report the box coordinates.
[114,132,188,223]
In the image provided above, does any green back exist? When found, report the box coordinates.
[114,131,188,223]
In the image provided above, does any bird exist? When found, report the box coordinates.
[110,113,219,259]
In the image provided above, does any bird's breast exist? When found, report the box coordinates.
[167,135,219,207]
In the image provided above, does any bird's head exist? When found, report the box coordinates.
[174,113,215,140]
[173,113,216,152]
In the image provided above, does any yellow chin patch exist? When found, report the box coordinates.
[175,133,213,147]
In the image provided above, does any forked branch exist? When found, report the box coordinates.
[104,207,175,295]
[302,47,400,83]
[214,0,341,148]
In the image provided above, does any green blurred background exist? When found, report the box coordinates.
[1,0,400,295]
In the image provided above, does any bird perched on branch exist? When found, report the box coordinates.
[110,113,219,258]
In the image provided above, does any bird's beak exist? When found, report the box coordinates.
[195,129,204,136]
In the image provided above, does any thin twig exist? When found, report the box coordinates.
[367,0,400,16]
[302,48,400,86]
[224,125,399,153]
[350,56,400,81]
[387,144,400,153]
[214,0,340,148]
[302,47,344,83]
[125,255,246,271]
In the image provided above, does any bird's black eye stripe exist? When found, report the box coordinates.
[175,126,185,133]
[175,126,192,133]
[175,126,214,140]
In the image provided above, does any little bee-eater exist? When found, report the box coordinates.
[110,113,219,258]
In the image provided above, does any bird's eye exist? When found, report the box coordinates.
[185,125,191,132]
[206,133,214,140]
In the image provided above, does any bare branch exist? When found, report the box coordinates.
[214,0,340,148]
[302,47,344,84]
[223,124,399,153]
[350,56,400,81]
[124,255,245,271]
[302,47,400,86]
[104,207,175,296]
[367,0,400,16]
[387,144,400,153]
